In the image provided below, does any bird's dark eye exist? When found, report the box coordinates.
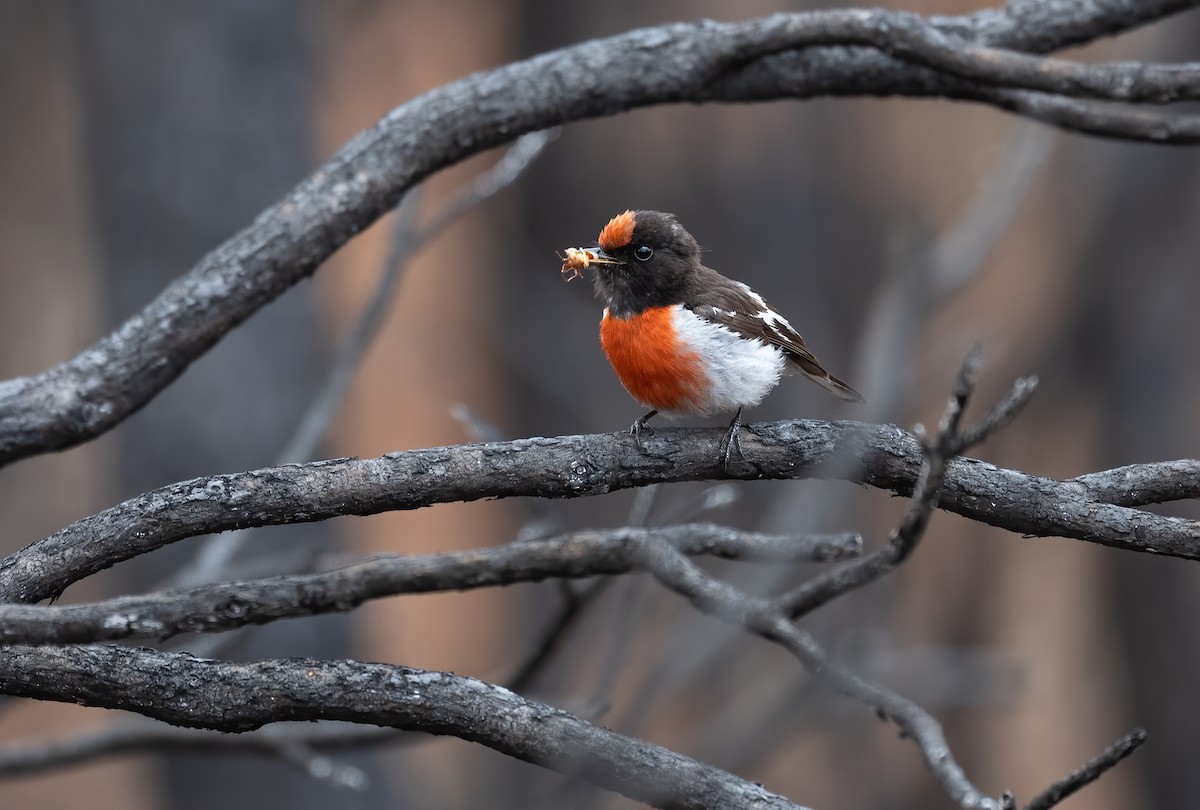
[633,245,653,262]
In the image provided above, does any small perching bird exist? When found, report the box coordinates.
[561,209,862,465]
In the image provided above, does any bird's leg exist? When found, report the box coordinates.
[629,409,657,447]
[718,406,745,469]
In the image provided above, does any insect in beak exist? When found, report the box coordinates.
[559,246,621,281]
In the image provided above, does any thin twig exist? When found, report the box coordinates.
[268,740,370,792]
[1022,728,1148,810]
[173,131,559,591]
[507,580,601,693]
[779,352,1037,618]
[631,538,999,810]
[285,127,558,467]
[512,483,737,710]
[952,374,1039,453]
[583,483,663,718]
[930,123,1057,295]
[274,190,422,466]
[852,121,1054,423]
[0,722,393,782]
[281,128,559,466]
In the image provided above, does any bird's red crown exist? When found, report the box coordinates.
[598,210,637,251]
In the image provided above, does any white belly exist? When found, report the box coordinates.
[666,305,786,417]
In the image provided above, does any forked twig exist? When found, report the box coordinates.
[780,349,1037,618]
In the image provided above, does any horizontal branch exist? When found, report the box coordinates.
[0,525,862,645]
[2,1,1197,468]
[3,421,1197,604]
[0,645,809,810]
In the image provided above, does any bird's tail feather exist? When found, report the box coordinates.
[787,356,865,403]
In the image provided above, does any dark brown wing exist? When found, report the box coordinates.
[684,271,864,403]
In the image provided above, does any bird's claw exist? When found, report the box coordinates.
[718,406,746,470]
[718,424,743,470]
[628,410,658,449]
[629,418,654,448]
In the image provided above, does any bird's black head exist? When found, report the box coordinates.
[586,210,702,317]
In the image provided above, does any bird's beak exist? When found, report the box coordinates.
[582,247,621,266]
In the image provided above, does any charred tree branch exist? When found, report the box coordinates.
[0,644,809,810]
[3,418,1196,604]
[0,525,861,645]
[1022,728,1148,810]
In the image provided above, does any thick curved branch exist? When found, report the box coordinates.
[0,645,809,810]
[1,1,1197,468]
[3,422,1197,604]
[0,525,862,645]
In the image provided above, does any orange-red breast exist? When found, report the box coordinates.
[564,210,863,464]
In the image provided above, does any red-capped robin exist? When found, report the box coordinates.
[562,209,863,465]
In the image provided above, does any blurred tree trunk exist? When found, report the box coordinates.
[0,4,144,810]
[67,3,374,808]
[308,1,522,804]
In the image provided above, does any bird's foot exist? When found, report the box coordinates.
[629,409,658,448]
[718,407,745,470]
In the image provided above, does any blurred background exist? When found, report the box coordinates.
[1,1,1198,808]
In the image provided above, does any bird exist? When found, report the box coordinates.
[561,209,863,466]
